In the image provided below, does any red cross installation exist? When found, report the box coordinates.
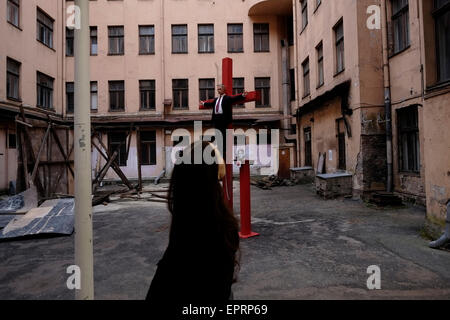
[199,57,260,239]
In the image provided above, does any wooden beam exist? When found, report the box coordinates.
[92,150,118,191]
[136,127,142,191]
[51,127,75,178]
[91,138,134,190]
[15,119,33,128]
[31,123,51,182]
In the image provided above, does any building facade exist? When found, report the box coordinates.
[0,0,449,225]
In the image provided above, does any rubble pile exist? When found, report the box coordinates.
[250,175,301,190]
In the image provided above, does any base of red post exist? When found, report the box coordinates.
[239,231,260,239]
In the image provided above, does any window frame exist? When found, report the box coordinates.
[66,82,74,114]
[334,19,345,75]
[172,24,188,54]
[7,0,20,28]
[199,78,215,102]
[7,58,21,101]
[140,131,157,166]
[108,26,125,55]
[253,23,270,53]
[139,25,155,55]
[90,26,98,56]
[233,77,245,107]
[301,0,308,31]
[90,81,98,111]
[109,80,125,111]
[198,24,214,53]
[397,105,420,173]
[433,0,450,83]
[66,27,74,57]
[108,132,128,167]
[302,57,310,98]
[227,23,244,53]
[139,80,156,110]
[172,79,189,109]
[255,77,271,108]
[36,72,54,110]
[391,0,410,55]
[36,8,54,49]
[316,41,324,88]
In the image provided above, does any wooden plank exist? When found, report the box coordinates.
[136,127,142,191]
[19,127,30,189]
[31,123,51,182]
[52,142,74,196]
[15,119,33,128]
[51,127,75,178]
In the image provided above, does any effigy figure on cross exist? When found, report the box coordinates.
[199,57,260,239]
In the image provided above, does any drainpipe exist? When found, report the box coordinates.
[381,0,393,193]
[429,201,450,249]
[281,38,290,141]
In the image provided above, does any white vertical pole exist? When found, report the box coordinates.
[74,0,94,300]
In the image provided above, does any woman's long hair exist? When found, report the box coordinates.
[166,141,240,281]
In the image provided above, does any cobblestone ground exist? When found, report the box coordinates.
[0,182,449,300]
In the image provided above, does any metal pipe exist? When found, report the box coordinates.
[281,38,291,140]
[74,0,94,300]
[429,201,450,249]
[381,0,393,193]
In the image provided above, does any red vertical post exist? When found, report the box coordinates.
[222,58,233,210]
[239,160,259,239]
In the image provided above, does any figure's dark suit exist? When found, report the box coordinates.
[203,94,246,136]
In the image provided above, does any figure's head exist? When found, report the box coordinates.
[217,84,226,95]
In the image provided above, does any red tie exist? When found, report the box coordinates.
[215,96,222,114]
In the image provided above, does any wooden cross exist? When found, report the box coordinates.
[199,57,260,215]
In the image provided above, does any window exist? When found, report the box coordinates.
[228,24,243,53]
[198,24,214,53]
[397,106,420,172]
[254,23,269,52]
[7,0,20,27]
[301,0,308,30]
[172,25,188,53]
[199,79,215,101]
[287,17,294,46]
[37,8,53,48]
[317,42,324,87]
[302,58,310,97]
[140,80,156,110]
[108,132,127,167]
[66,82,74,113]
[7,58,20,100]
[434,0,450,82]
[255,77,270,107]
[139,25,155,54]
[90,26,98,55]
[91,81,98,111]
[334,20,345,74]
[392,0,410,54]
[37,72,53,109]
[66,28,74,56]
[109,81,125,111]
[140,131,156,165]
[289,69,296,101]
[8,134,17,149]
[172,79,189,109]
[233,78,245,107]
[108,26,124,55]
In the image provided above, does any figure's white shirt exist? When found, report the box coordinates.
[215,94,225,114]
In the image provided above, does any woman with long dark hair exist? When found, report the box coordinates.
[146,141,240,302]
